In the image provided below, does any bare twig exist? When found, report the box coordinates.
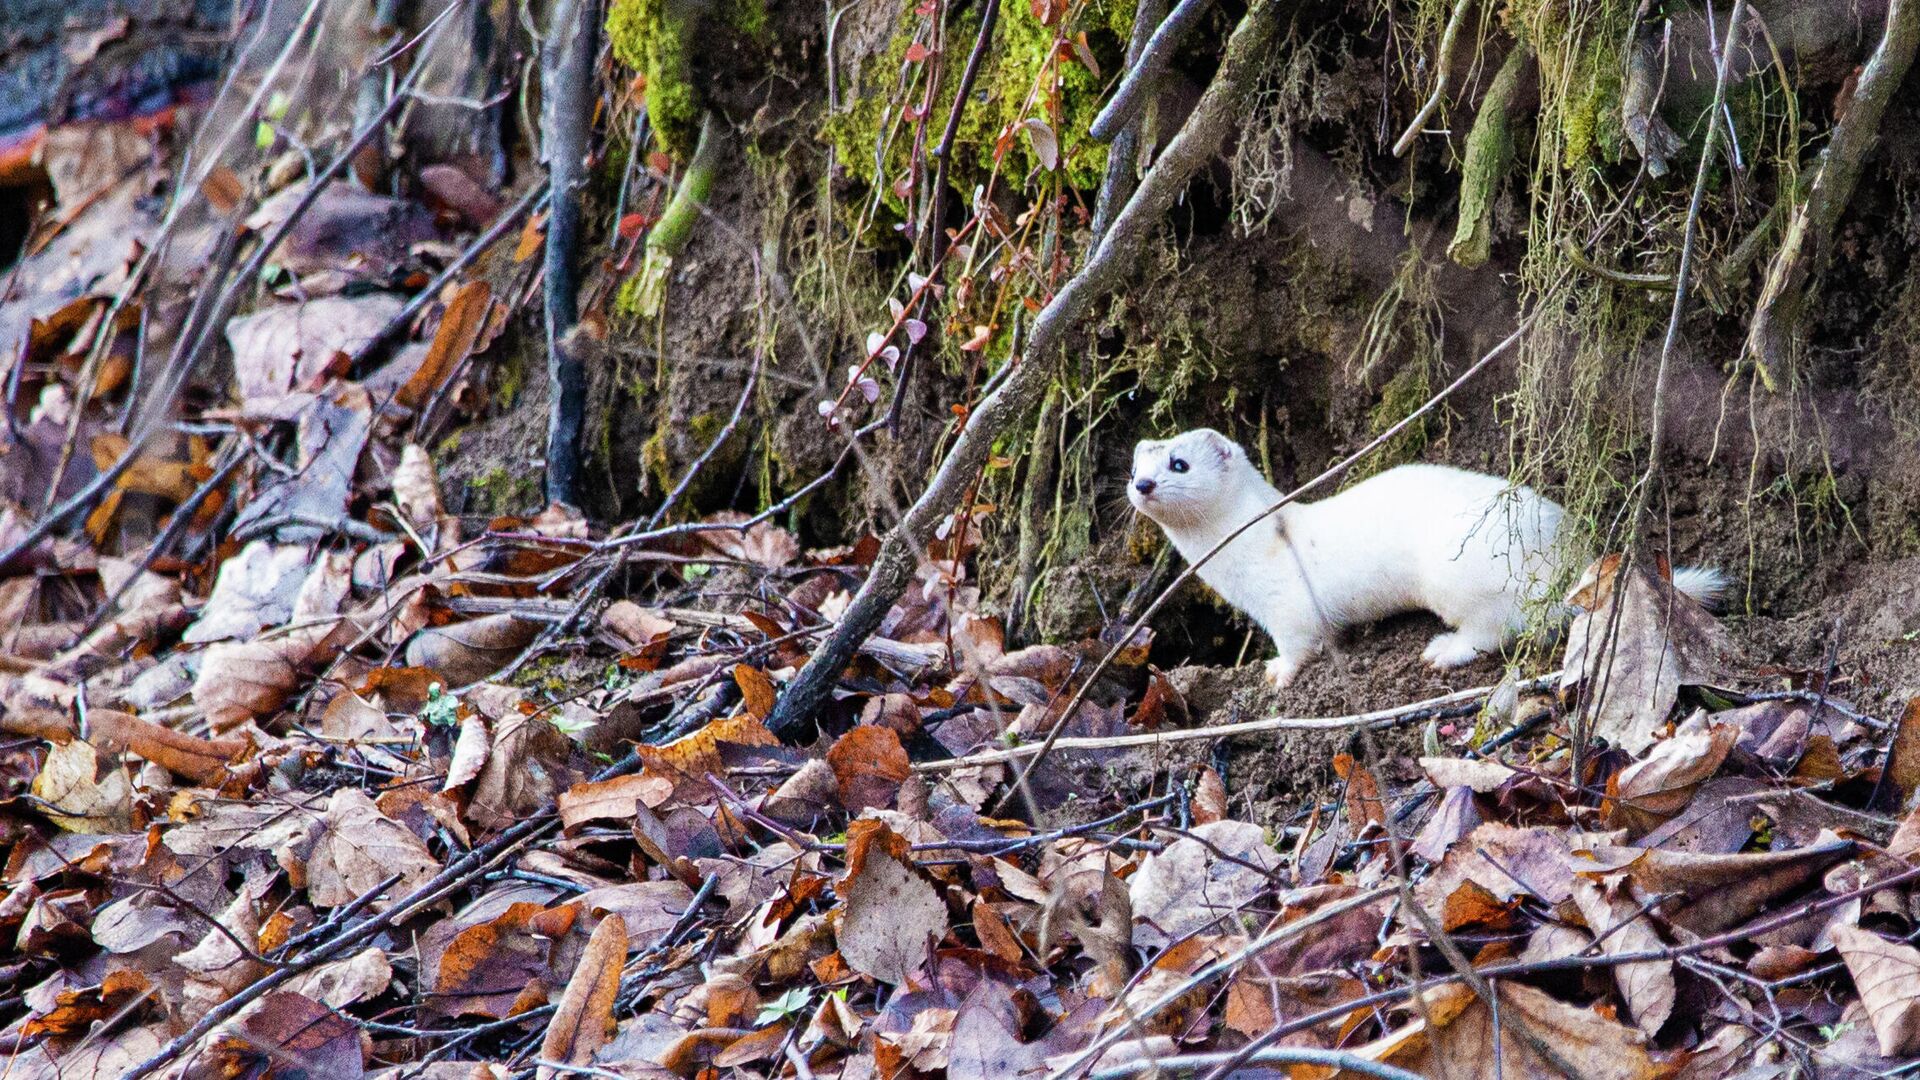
[922,675,1555,772]
[1091,0,1167,239]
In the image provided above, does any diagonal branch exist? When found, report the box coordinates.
[765,0,1291,735]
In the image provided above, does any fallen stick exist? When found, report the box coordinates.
[920,674,1557,772]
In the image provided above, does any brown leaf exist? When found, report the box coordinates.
[1418,756,1517,793]
[1609,711,1738,831]
[733,664,777,719]
[572,881,696,942]
[835,821,946,984]
[1573,833,1854,936]
[1562,558,1737,755]
[1415,822,1574,910]
[432,901,550,1018]
[466,687,573,830]
[1833,923,1920,1057]
[31,740,131,833]
[1885,697,1920,804]
[540,914,628,1075]
[602,601,676,650]
[84,708,245,783]
[827,725,911,812]
[1333,753,1386,829]
[306,788,442,910]
[639,712,780,801]
[209,991,364,1080]
[225,294,407,403]
[559,774,661,831]
[1571,876,1675,1037]
[1320,981,1657,1080]
[1129,820,1278,947]
[193,630,326,729]
[404,613,543,687]
[1191,766,1228,825]
[444,713,491,791]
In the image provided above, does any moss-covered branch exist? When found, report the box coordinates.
[1745,0,1919,384]
[630,116,721,319]
[1446,43,1531,269]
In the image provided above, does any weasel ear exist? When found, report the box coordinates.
[1195,428,1237,462]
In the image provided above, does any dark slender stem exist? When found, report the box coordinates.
[541,0,602,508]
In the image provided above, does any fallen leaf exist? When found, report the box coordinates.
[827,725,911,812]
[835,821,945,984]
[541,914,628,1075]
[305,788,443,910]
[1571,876,1675,1037]
[1562,558,1737,755]
[1128,819,1279,947]
[1833,923,1920,1057]
[31,740,132,833]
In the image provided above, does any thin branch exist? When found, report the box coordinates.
[920,675,1556,772]
[1627,0,1746,541]
[1391,0,1476,156]
[1092,0,1167,239]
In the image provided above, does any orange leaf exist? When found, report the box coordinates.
[826,726,910,812]
[540,914,628,1070]
[398,280,496,408]
[733,665,777,720]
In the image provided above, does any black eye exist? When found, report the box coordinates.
[1169,457,1189,473]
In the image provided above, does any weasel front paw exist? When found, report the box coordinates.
[1264,654,1304,689]
[1422,631,1487,669]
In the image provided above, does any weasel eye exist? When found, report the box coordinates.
[1168,457,1189,474]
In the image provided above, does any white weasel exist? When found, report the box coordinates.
[1128,428,1727,688]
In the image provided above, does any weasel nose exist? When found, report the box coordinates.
[1133,477,1156,495]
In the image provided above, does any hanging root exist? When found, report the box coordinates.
[1744,0,1920,384]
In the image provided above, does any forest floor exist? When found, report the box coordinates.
[7,1,1920,1078]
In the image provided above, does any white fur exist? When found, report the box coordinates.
[1128,429,1725,688]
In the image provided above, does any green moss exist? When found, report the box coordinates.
[607,0,701,157]
[469,466,541,514]
[722,0,769,43]
[1448,45,1529,268]
[640,426,672,496]
[1358,360,1432,479]
[821,0,1131,210]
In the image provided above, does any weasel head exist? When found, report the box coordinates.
[1129,428,1247,530]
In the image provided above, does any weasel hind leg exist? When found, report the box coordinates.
[1421,631,1487,669]
[1422,614,1513,670]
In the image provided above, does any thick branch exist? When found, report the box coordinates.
[1745,0,1919,381]
[541,0,602,508]
[766,0,1288,735]
[1445,43,1530,268]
